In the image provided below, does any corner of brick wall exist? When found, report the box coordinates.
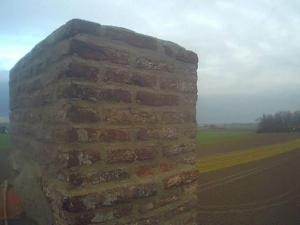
[10,19,199,225]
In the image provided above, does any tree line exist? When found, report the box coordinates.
[257,111,300,133]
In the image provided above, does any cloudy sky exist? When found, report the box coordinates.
[1,0,300,123]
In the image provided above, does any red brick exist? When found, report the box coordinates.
[137,127,178,141]
[64,62,99,81]
[66,106,100,123]
[70,39,129,65]
[136,162,175,177]
[136,91,179,106]
[135,148,156,161]
[99,129,130,142]
[107,149,135,163]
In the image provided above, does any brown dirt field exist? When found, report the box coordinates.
[197,149,300,225]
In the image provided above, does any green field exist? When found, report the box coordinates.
[0,133,11,151]
[196,128,299,156]
[196,129,254,146]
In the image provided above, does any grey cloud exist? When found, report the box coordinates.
[0,0,299,122]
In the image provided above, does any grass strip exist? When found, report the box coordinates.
[196,138,300,173]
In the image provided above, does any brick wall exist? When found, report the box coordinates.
[10,19,199,225]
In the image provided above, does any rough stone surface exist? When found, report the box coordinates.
[10,19,198,225]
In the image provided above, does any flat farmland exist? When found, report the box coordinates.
[196,128,300,225]
[196,128,300,156]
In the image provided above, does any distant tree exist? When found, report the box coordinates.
[257,110,300,133]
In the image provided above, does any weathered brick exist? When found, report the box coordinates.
[102,183,158,206]
[107,149,135,163]
[181,94,197,106]
[183,126,197,139]
[162,143,195,157]
[137,127,178,141]
[107,147,155,164]
[72,128,130,143]
[158,195,179,207]
[138,194,179,214]
[64,84,98,101]
[135,57,174,72]
[103,67,131,84]
[53,128,78,143]
[99,89,131,103]
[164,170,199,189]
[176,49,198,65]
[98,129,131,142]
[76,204,132,224]
[135,148,156,161]
[136,91,179,106]
[125,216,160,225]
[58,150,101,168]
[88,169,130,185]
[163,201,198,221]
[66,106,100,123]
[160,77,179,91]
[136,162,175,177]
[62,196,87,213]
[130,73,157,88]
[161,111,195,124]
[70,39,129,65]
[104,68,157,88]
[103,109,159,125]
[63,62,99,81]
[76,128,99,143]
[64,85,132,103]
[105,28,158,50]
[163,45,174,57]
[180,81,197,93]
[58,169,130,186]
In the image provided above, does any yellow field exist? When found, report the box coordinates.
[196,138,300,173]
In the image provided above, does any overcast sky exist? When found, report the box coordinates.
[1,0,300,123]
